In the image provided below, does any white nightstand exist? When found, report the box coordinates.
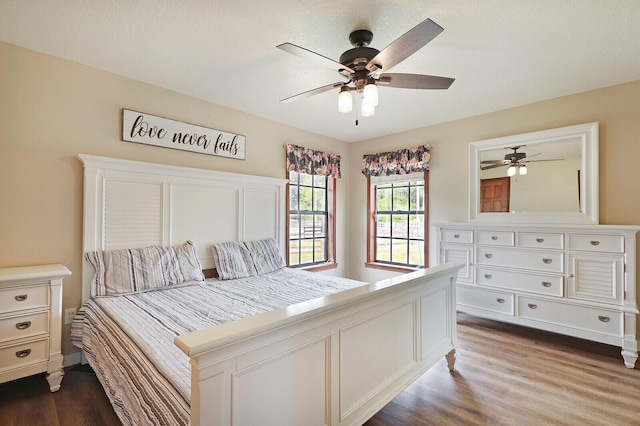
[0,264,71,391]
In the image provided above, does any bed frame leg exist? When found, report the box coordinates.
[445,349,456,372]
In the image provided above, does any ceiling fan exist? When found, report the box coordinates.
[481,146,563,176]
[276,18,455,119]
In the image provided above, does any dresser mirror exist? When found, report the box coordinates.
[469,122,599,224]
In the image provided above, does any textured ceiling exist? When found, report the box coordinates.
[1,0,639,142]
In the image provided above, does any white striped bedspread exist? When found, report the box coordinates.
[71,268,365,426]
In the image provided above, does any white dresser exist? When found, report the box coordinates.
[0,264,71,391]
[434,223,640,368]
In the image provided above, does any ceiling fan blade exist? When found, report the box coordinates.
[523,159,565,164]
[279,81,344,103]
[378,73,454,89]
[277,43,354,76]
[481,163,508,170]
[366,18,444,75]
[481,160,508,165]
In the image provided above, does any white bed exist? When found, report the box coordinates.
[76,154,463,426]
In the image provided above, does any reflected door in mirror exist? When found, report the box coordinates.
[480,177,510,212]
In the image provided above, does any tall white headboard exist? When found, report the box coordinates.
[79,154,287,301]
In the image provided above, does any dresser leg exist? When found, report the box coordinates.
[445,349,456,372]
[621,349,638,369]
[46,354,64,392]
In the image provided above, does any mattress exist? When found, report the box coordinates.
[71,268,364,425]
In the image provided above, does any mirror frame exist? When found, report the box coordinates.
[469,122,599,224]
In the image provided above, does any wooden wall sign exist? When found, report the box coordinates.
[122,109,246,160]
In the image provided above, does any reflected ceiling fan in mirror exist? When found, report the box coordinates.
[276,18,455,121]
[481,146,563,176]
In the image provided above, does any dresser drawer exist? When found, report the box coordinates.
[476,247,564,273]
[517,232,564,249]
[517,297,622,337]
[476,230,514,246]
[0,338,49,373]
[476,267,563,297]
[0,284,49,314]
[0,311,49,343]
[441,229,473,244]
[457,285,513,315]
[567,234,624,253]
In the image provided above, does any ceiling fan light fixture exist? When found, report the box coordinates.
[519,164,527,175]
[361,99,375,117]
[363,79,378,106]
[338,86,353,113]
[507,165,517,177]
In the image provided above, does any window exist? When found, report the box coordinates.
[367,172,429,271]
[287,171,336,270]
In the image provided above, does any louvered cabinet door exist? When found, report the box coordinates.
[567,252,624,305]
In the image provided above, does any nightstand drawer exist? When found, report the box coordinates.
[0,338,49,372]
[0,311,49,343]
[441,229,473,244]
[0,284,49,314]
[567,234,624,253]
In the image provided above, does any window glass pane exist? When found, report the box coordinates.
[392,186,409,211]
[289,171,299,184]
[289,214,300,239]
[376,238,391,262]
[376,188,392,211]
[301,214,314,237]
[299,187,312,211]
[376,214,391,237]
[408,240,424,266]
[313,188,326,211]
[409,214,424,240]
[300,239,315,264]
[391,239,408,264]
[313,175,326,188]
[410,185,424,211]
[314,239,326,262]
[391,214,408,238]
[300,173,313,186]
[289,186,299,211]
[289,240,300,266]
[313,214,326,237]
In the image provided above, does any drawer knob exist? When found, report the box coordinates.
[15,294,28,302]
[590,240,600,246]
[536,238,544,243]
[15,349,32,358]
[484,274,493,279]
[15,321,32,330]
[454,234,460,238]
[598,316,610,323]
[528,303,538,309]
[496,298,505,304]
[542,258,552,264]
[491,236,498,240]
[485,253,493,259]
[541,282,552,288]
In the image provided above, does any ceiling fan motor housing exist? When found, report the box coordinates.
[505,152,527,161]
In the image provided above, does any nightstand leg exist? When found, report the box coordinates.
[46,354,64,392]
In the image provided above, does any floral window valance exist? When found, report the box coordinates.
[361,145,431,178]
[286,144,341,178]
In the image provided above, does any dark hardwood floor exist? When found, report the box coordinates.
[2,313,639,425]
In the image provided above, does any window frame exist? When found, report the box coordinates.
[366,172,429,272]
[286,171,337,271]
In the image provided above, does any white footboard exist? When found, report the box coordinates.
[175,263,462,426]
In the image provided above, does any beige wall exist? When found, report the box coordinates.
[0,42,351,356]
[347,80,640,282]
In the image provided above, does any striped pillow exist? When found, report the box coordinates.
[211,241,258,280]
[244,239,285,275]
[86,241,204,297]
